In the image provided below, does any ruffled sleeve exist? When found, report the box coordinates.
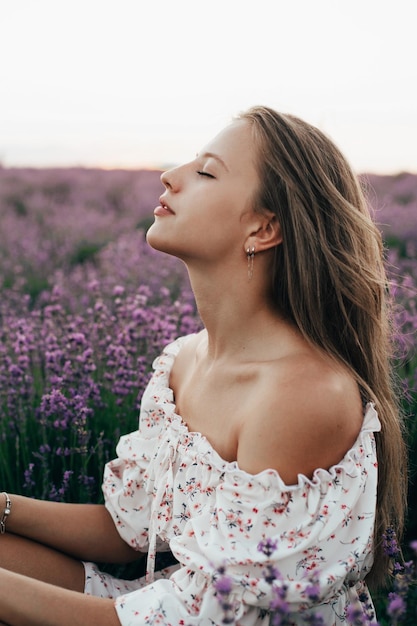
[113,404,381,626]
[102,335,192,551]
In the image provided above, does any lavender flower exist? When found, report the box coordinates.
[269,583,290,626]
[213,569,236,625]
[258,538,278,557]
[382,526,400,558]
[386,592,406,620]
[346,601,369,625]
[304,582,321,603]
[0,167,416,623]
[213,574,233,596]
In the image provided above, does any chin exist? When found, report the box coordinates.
[146,223,179,258]
[146,222,165,251]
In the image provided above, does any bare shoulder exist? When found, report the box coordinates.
[237,349,364,483]
[169,331,205,389]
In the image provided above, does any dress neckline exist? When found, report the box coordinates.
[151,334,381,487]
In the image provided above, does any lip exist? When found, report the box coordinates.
[154,197,175,216]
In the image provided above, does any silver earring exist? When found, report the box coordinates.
[247,246,255,280]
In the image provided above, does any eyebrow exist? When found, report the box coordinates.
[197,151,230,172]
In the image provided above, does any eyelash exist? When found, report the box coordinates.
[197,171,215,179]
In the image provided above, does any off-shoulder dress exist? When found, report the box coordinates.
[85,334,380,625]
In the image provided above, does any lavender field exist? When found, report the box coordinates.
[0,166,416,620]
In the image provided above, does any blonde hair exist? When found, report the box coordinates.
[239,106,407,588]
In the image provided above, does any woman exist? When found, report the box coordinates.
[0,107,407,625]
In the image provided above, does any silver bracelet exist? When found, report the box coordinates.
[0,492,11,534]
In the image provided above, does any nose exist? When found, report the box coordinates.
[160,169,170,188]
[160,163,185,191]
[160,167,176,190]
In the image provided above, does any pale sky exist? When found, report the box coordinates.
[1,0,416,174]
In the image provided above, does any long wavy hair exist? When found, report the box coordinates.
[238,106,407,588]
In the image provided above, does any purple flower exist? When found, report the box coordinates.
[213,568,236,625]
[304,582,321,603]
[269,583,290,625]
[23,463,35,489]
[346,601,367,625]
[1,168,416,626]
[387,592,406,619]
[263,564,281,584]
[213,574,233,596]
[382,526,400,558]
[258,537,278,557]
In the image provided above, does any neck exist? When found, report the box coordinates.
[184,257,288,362]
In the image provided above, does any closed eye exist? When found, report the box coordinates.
[197,171,215,179]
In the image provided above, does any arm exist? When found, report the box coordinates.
[3,494,140,564]
[0,567,119,626]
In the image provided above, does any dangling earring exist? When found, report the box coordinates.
[247,246,255,280]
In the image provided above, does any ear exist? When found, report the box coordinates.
[244,212,282,254]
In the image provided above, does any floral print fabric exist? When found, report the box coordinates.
[102,335,381,625]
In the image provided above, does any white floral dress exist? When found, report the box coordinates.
[95,335,381,625]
